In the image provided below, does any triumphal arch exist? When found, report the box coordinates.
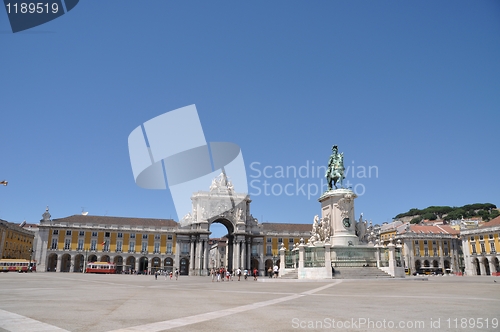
[178,172,263,275]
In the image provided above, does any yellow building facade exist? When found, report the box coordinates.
[0,219,34,260]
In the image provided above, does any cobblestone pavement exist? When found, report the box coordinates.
[0,273,499,332]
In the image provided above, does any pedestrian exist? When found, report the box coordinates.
[268,266,273,278]
[169,271,173,280]
[154,271,158,280]
[244,269,248,280]
[175,268,179,280]
[236,267,242,281]
[273,264,279,278]
[211,268,215,282]
[253,268,258,281]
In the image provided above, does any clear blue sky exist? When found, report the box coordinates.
[1,1,499,236]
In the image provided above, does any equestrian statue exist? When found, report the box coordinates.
[325,145,345,190]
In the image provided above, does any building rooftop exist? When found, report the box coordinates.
[49,215,178,228]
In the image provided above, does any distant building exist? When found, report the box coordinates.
[461,216,500,276]
[0,219,35,260]
[396,223,462,275]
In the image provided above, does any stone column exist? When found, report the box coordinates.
[190,239,195,273]
[388,241,396,277]
[479,259,486,276]
[241,239,246,270]
[462,237,472,275]
[375,243,381,268]
[204,240,209,272]
[56,256,61,272]
[195,240,202,275]
[438,240,445,272]
[235,240,241,269]
[279,243,285,276]
[246,241,251,269]
[174,238,180,270]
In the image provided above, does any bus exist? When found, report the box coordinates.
[0,259,36,272]
[85,262,116,274]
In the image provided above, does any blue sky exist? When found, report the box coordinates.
[1,1,499,237]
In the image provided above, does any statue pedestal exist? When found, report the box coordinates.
[319,189,359,247]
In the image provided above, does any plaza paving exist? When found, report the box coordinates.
[0,272,499,332]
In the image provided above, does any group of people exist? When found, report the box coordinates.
[210,267,260,282]
[154,269,179,280]
[267,264,280,278]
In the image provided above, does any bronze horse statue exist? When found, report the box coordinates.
[325,145,345,190]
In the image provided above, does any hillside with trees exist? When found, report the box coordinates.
[394,203,499,224]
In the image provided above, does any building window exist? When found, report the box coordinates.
[266,245,272,255]
[117,232,123,238]
[130,233,135,239]
[64,239,71,250]
[267,238,272,243]
[432,241,436,245]
[79,231,85,237]
[66,230,72,236]
[51,238,58,250]
[129,241,135,252]
[423,240,428,245]
[480,243,486,253]
[103,241,109,252]
[252,245,258,256]
[444,249,449,256]
[489,234,493,240]
[142,234,148,239]
[77,239,83,251]
[182,243,189,254]
[53,230,59,235]
[154,234,160,240]
[167,234,173,240]
[141,242,148,253]
[424,248,429,257]
[105,232,110,238]
[288,238,294,244]
[470,236,474,241]
[490,242,496,254]
[116,241,122,252]
[154,242,160,254]
[90,240,97,251]
[278,238,283,244]
[167,243,172,254]
[433,249,437,257]
[414,240,419,245]
[91,232,97,237]
[471,243,476,254]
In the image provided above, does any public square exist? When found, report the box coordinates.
[1,273,499,332]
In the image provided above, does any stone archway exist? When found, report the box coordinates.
[74,254,84,273]
[209,218,235,271]
[165,257,173,273]
[151,257,161,273]
[473,258,480,275]
[493,257,500,276]
[139,257,148,274]
[126,256,135,274]
[100,255,110,263]
[415,260,421,274]
[180,257,189,275]
[47,253,57,272]
[114,256,124,274]
[483,258,491,276]
[61,254,71,272]
[88,254,97,263]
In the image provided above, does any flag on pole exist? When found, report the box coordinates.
[101,241,106,246]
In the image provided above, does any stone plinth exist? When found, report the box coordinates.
[318,189,359,247]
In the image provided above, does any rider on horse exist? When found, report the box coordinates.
[326,145,345,190]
